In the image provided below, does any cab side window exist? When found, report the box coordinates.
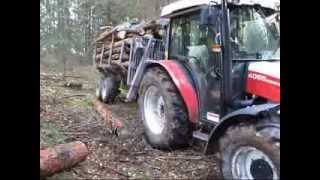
[169,12,216,73]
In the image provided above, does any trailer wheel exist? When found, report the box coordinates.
[95,78,103,100]
[100,75,120,103]
[219,124,280,180]
[138,67,193,149]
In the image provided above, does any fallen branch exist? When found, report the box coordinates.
[40,73,83,79]
[63,75,84,79]
[155,155,204,161]
[60,94,87,99]
[63,82,83,89]
[63,132,88,135]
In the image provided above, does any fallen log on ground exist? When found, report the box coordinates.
[40,141,89,178]
[92,99,124,135]
[63,82,83,89]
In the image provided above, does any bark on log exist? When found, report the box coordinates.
[105,53,129,60]
[40,141,89,178]
[96,29,145,42]
[96,20,161,42]
[95,53,129,62]
[96,46,130,55]
[92,99,124,131]
[95,26,117,42]
[116,30,145,39]
[105,39,131,47]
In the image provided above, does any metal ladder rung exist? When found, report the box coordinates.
[193,130,209,142]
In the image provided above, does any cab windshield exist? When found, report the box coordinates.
[230,5,280,60]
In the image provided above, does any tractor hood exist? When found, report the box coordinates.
[246,61,280,103]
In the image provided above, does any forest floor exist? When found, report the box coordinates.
[40,66,221,180]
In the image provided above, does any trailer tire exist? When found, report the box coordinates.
[219,124,280,180]
[96,78,103,100]
[100,75,120,103]
[138,67,193,149]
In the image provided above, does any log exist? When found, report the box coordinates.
[96,20,161,42]
[96,46,130,55]
[95,26,117,42]
[113,60,129,67]
[40,141,89,178]
[60,94,87,99]
[95,53,129,62]
[100,26,113,31]
[63,82,83,89]
[103,39,131,48]
[106,53,129,60]
[143,20,161,31]
[92,99,124,134]
[97,29,143,42]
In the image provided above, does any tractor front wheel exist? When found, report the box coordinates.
[219,124,280,180]
[138,67,193,149]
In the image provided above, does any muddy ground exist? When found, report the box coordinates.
[40,66,221,180]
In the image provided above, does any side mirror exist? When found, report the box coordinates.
[200,6,220,26]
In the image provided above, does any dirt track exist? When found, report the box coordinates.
[40,67,221,179]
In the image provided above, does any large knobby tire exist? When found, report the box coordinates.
[100,75,120,103]
[219,124,280,180]
[138,67,193,150]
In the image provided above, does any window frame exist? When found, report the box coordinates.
[168,10,202,59]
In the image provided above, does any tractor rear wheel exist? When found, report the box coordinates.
[100,75,120,103]
[138,67,193,149]
[219,124,280,180]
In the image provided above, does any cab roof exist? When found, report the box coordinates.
[161,0,279,17]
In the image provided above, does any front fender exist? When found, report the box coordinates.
[204,103,280,154]
[146,60,199,123]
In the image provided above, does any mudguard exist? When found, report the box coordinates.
[145,60,199,123]
[204,103,280,154]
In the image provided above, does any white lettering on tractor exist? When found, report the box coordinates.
[248,72,280,87]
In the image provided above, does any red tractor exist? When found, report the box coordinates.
[96,0,280,179]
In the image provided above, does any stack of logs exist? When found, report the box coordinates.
[94,20,161,75]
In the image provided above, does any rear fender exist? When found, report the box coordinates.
[204,103,280,154]
[144,60,199,123]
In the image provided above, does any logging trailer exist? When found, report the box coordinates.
[94,0,280,179]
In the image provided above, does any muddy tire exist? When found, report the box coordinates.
[95,78,103,100]
[138,67,193,149]
[219,124,280,180]
[100,75,120,103]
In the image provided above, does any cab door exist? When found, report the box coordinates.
[169,11,222,123]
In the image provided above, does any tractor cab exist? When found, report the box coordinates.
[161,0,280,124]
[95,1,280,179]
